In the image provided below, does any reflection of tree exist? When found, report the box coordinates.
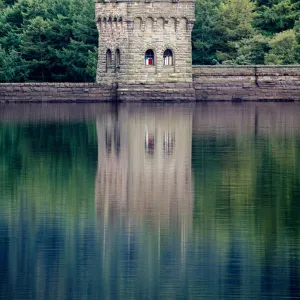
[0,122,98,300]
[1,103,300,299]
[193,134,300,234]
[0,122,97,218]
[192,112,300,298]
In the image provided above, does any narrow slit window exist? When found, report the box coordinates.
[115,49,120,69]
[106,49,112,71]
[145,49,155,65]
[163,49,173,66]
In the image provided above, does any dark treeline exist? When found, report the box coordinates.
[0,0,98,82]
[0,0,299,82]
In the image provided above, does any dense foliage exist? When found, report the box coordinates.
[0,0,299,82]
[0,0,98,82]
[192,0,300,64]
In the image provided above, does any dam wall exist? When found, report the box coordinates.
[193,66,300,101]
[0,83,116,102]
[0,66,299,102]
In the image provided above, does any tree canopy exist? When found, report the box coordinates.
[192,0,300,65]
[0,0,98,82]
[0,0,299,82]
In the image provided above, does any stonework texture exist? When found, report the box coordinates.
[95,0,195,100]
[0,83,116,102]
[0,66,299,102]
[193,66,300,101]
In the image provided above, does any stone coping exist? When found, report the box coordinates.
[0,82,107,86]
[192,65,300,68]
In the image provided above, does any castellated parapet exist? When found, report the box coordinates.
[95,0,195,100]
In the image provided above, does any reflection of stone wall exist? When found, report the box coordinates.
[95,105,193,235]
[193,102,300,137]
[0,103,114,122]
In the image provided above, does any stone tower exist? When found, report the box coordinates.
[95,0,195,100]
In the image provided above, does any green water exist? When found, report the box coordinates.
[0,103,300,299]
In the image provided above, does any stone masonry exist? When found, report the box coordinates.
[0,83,116,102]
[95,0,196,100]
[193,66,300,101]
[0,66,299,102]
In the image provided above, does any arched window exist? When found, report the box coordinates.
[163,49,173,66]
[145,49,154,65]
[115,49,120,69]
[106,49,112,71]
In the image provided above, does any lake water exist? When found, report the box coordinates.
[0,102,300,299]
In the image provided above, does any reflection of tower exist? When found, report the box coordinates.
[126,107,193,238]
[95,109,129,225]
[95,105,194,297]
[95,105,193,234]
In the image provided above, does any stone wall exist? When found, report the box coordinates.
[193,66,300,101]
[0,66,299,102]
[193,102,300,136]
[0,83,116,102]
[117,82,195,101]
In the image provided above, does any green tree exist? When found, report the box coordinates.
[0,46,28,82]
[57,40,97,82]
[230,34,270,64]
[0,0,6,9]
[86,49,98,79]
[192,0,221,64]
[254,0,299,35]
[265,29,298,64]
[294,18,300,62]
[215,0,256,63]
[55,0,98,81]
[20,16,52,81]
[0,0,98,82]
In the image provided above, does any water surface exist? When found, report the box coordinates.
[1,103,300,299]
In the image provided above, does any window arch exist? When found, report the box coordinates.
[115,49,120,69]
[106,49,112,71]
[145,49,154,65]
[163,49,173,66]
[145,17,154,32]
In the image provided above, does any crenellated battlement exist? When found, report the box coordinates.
[96,17,194,34]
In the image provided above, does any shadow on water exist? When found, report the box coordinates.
[0,102,299,299]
